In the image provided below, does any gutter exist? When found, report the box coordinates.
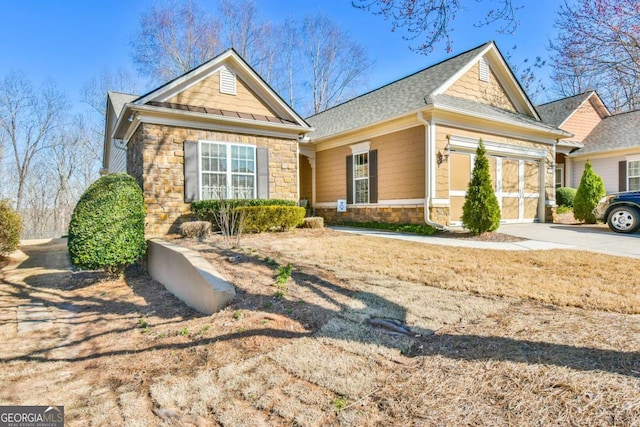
[417,111,448,231]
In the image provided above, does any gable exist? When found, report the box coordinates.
[165,67,278,118]
[444,58,517,113]
[562,98,605,142]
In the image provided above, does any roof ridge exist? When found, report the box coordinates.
[306,41,492,119]
[536,91,593,107]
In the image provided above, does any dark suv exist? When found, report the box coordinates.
[593,191,640,233]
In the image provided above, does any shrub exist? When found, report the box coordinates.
[0,199,22,256]
[68,173,146,277]
[301,217,324,229]
[179,221,211,239]
[191,199,296,224]
[336,221,437,236]
[556,187,577,207]
[573,160,606,224]
[239,206,305,233]
[461,140,501,234]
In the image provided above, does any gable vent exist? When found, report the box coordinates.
[479,58,490,82]
[219,66,237,95]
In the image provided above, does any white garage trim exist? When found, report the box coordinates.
[448,135,547,159]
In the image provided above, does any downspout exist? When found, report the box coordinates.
[417,111,448,231]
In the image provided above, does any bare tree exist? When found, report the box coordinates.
[301,13,374,114]
[130,0,222,82]
[352,0,520,53]
[503,45,547,104]
[0,73,65,211]
[549,0,640,112]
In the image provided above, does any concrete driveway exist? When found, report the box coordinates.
[498,223,640,259]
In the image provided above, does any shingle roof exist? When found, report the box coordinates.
[572,110,640,155]
[536,91,594,127]
[108,91,138,119]
[432,94,569,134]
[306,42,492,140]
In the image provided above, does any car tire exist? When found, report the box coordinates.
[607,206,640,234]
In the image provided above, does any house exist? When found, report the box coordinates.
[102,49,312,237]
[537,91,640,194]
[301,41,570,227]
[103,41,573,235]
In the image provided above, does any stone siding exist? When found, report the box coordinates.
[127,123,298,237]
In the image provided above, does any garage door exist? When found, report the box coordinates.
[449,152,540,224]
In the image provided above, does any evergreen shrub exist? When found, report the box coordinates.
[461,140,501,234]
[68,173,146,276]
[573,160,605,224]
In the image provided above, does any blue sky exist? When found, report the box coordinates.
[0,1,562,112]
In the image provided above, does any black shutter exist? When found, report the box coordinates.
[619,160,627,192]
[346,155,353,204]
[369,150,378,203]
[184,140,198,202]
[256,147,269,199]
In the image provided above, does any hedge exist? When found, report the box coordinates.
[239,206,306,233]
[191,199,296,224]
[67,173,146,276]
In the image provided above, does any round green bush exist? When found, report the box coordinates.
[556,187,577,207]
[68,173,146,276]
[0,199,22,256]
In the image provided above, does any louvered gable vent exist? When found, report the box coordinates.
[219,65,237,95]
[479,57,489,82]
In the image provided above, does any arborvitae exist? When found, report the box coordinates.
[461,140,501,234]
[573,160,605,224]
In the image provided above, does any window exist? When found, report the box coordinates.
[354,152,369,204]
[201,142,255,199]
[629,160,640,191]
[555,165,564,189]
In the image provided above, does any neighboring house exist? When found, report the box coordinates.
[301,41,570,227]
[537,92,640,194]
[568,111,640,193]
[102,49,312,237]
[536,91,610,189]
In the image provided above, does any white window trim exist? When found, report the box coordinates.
[555,164,564,188]
[628,158,640,192]
[349,141,371,155]
[353,152,370,204]
[198,140,256,200]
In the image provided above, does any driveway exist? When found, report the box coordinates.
[498,223,640,259]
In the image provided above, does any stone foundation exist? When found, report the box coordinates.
[316,206,425,225]
[545,205,557,223]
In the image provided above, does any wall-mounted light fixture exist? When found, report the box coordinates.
[437,143,451,165]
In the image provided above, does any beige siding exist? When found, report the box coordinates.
[571,151,640,193]
[372,126,425,200]
[444,61,517,112]
[450,153,470,191]
[168,72,277,117]
[316,145,351,203]
[315,126,425,203]
[562,99,603,142]
[435,124,554,202]
[299,154,312,202]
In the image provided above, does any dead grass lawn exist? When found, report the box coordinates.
[1,232,639,426]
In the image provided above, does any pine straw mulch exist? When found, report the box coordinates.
[1,234,639,426]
